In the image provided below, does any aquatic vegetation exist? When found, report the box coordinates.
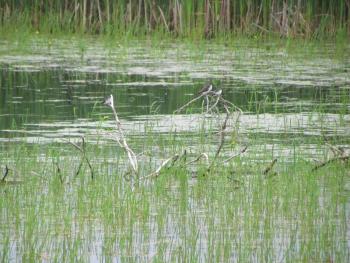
[0,37,349,261]
[0,122,349,261]
[0,1,349,39]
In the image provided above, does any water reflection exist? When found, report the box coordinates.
[0,40,349,157]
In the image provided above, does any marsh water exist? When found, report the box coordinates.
[1,39,350,158]
[0,38,350,261]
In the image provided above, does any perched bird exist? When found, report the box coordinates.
[213,89,222,96]
[197,84,213,96]
[103,94,114,108]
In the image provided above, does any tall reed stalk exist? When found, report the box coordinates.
[0,0,349,38]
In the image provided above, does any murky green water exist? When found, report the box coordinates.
[1,39,349,159]
[0,38,350,261]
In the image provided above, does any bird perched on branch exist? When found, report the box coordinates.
[103,94,114,108]
[197,83,213,96]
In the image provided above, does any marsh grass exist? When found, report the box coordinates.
[0,30,349,261]
[0,1,349,39]
[0,113,349,261]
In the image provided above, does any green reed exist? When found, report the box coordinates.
[0,0,349,39]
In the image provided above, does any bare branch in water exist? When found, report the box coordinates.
[325,142,346,158]
[186,153,209,165]
[65,137,94,179]
[206,93,221,113]
[263,159,278,175]
[174,86,243,173]
[55,162,64,184]
[173,93,207,114]
[1,165,9,182]
[312,155,349,172]
[213,103,230,161]
[142,154,180,179]
[223,146,248,163]
[104,94,138,175]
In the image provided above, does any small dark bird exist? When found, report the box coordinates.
[197,84,213,95]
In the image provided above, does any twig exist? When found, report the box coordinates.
[174,93,206,114]
[263,159,278,175]
[75,158,84,177]
[65,137,94,179]
[55,162,64,184]
[206,93,221,113]
[1,165,9,182]
[213,103,231,161]
[142,154,180,179]
[186,153,209,165]
[174,87,243,173]
[219,97,243,114]
[312,155,350,172]
[223,146,248,163]
[325,142,345,157]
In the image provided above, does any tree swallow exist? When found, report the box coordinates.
[197,84,213,95]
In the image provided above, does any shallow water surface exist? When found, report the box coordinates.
[0,38,349,261]
[1,39,349,157]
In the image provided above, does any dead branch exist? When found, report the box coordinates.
[1,165,9,182]
[65,137,94,179]
[263,159,278,175]
[104,95,138,175]
[142,154,180,179]
[186,153,209,165]
[312,155,350,172]
[213,104,230,161]
[206,91,222,113]
[174,92,207,114]
[174,86,243,173]
[219,96,243,115]
[325,142,346,158]
[223,146,248,163]
[55,162,64,184]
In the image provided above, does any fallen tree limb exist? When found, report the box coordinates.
[223,146,248,163]
[142,154,180,180]
[186,153,209,165]
[312,155,350,172]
